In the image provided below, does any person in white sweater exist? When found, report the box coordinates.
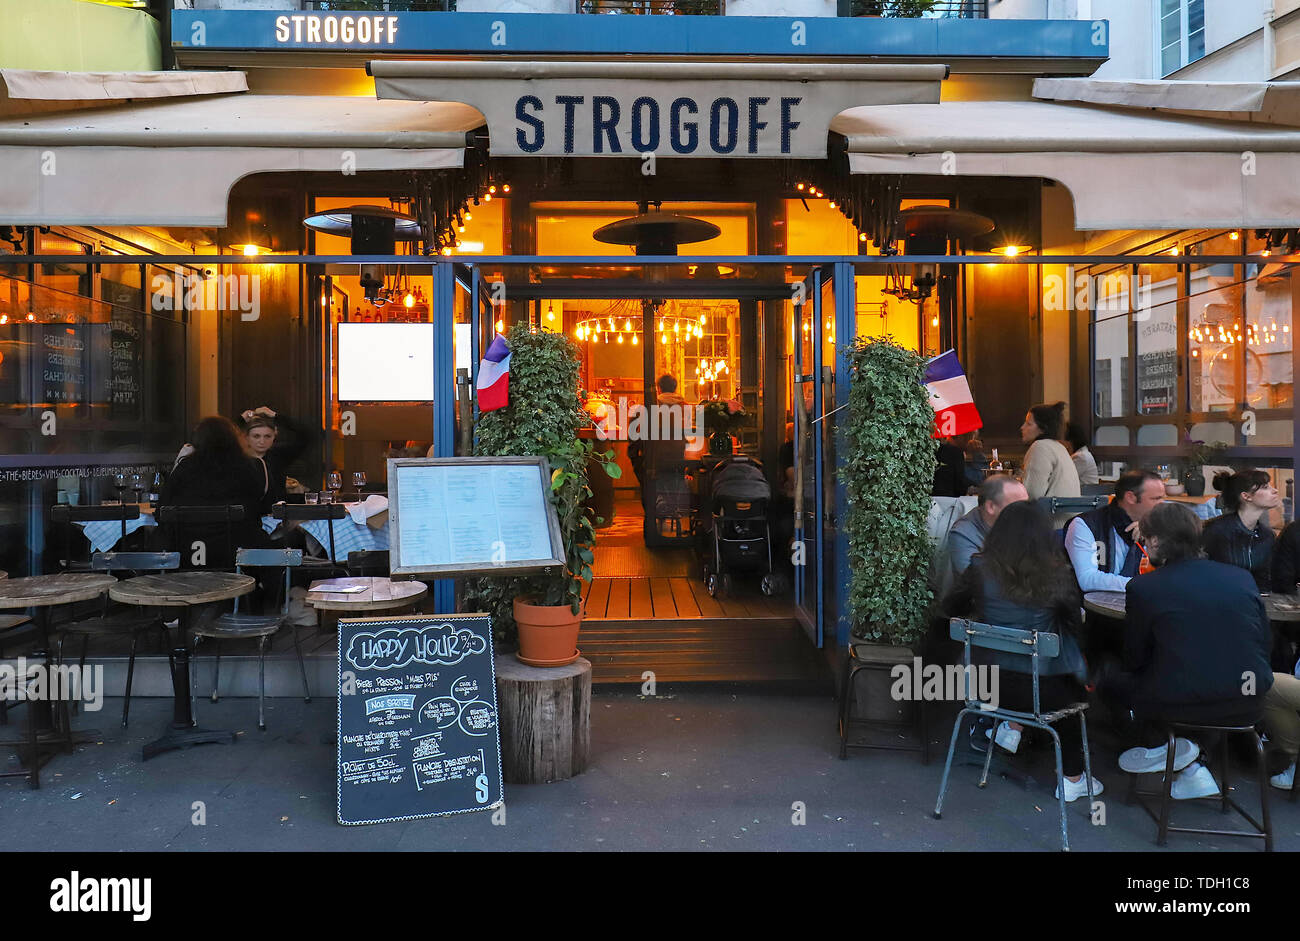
[1019,402,1081,501]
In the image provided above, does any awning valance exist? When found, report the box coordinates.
[835,100,1300,230]
[0,94,481,226]
[372,60,947,159]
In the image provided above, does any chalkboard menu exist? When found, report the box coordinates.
[108,315,142,418]
[337,613,503,826]
[387,456,566,578]
[41,324,89,405]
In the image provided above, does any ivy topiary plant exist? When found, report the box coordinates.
[842,336,936,647]
[464,324,619,647]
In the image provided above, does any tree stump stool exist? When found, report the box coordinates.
[494,655,591,785]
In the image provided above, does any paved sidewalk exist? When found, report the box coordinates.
[4,687,1296,852]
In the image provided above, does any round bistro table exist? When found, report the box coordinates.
[305,576,427,631]
[111,571,256,760]
[0,573,116,782]
[1084,590,1300,622]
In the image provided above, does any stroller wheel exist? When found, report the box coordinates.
[706,572,721,598]
[761,573,778,597]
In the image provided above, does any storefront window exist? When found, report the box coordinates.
[1187,235,1243,412]
[1134,263,1179,415]
[1244,250,1293,411]
[1090,267,1131,418]
[36,230,91,298]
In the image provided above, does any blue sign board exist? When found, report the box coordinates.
[172,10,1107,60]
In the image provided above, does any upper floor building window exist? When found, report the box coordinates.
[1159,0,1206,76]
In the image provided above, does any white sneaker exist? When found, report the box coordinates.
[1169,762,1220,800]
[1055,774,1105,803]
[1119,738,1200,774]
[1270,762,1296,790]
[985,723,1021,754]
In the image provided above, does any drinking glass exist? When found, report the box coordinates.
[320,491,334,504]
[352,471,367,493]
[304,492,319,505]
[327,471,343,492]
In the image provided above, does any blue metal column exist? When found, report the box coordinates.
[809,269,825,650]
[832,261,856,648]
[430,261,457,613]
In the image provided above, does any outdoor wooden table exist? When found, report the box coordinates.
[305,576,427,631]
[112,571,255,760]
[1084,590,1300,622]
[0,573,115,781]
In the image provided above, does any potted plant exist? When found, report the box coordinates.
[701,398,746,456]
[850,0,936,15]
[843,336,936,650]
[466,324,620,666]
[1182,437,1229,497]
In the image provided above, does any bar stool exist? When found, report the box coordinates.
[1125,722,1272,852]
[837,641,930,764]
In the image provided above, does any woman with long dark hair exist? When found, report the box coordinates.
[1019,401,1081,501]
[946,500,1101,801]
[1201,469,1278,593]
[159,416,272,568]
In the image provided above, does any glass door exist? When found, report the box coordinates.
[792,267,831,648]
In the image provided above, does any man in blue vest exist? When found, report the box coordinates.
[1065,469,1165,593]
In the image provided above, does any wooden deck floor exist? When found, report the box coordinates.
[582,575,797,621]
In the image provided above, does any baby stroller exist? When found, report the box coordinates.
[696,456,782,598]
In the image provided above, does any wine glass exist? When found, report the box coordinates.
[112,474,127,504]
[327,470,343,498]
[130,473,144,505]
[352,471,367,495]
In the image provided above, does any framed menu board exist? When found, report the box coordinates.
[337,613,502,825]
[387,456,566,578]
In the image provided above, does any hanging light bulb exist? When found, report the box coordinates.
[464,211,473,221]
[575,327,583,340]
[624,319,631,331]
[547,302,555,323]
[495,319,504,333]
[699,314,706,324]
[632,333,639,345]
[603,332,609,343]
[673,322,680,333]
[931,315,939,327]
[608,318,616,331]
[796,183,805,191]
[488,185,497,194]
[502,184,511,194]
[660,333,668,345]
[617,333,624,344]
[484,193,492,202]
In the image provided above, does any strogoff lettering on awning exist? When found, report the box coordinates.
[370,61,947,160]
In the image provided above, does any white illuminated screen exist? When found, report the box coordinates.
[338,323,434,401]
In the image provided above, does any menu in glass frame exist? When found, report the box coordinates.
[387,456,566,577]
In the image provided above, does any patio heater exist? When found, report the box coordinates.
[302,205,424,305]
[593,203,722,547]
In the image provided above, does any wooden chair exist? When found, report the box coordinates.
[934,617,1095,852]
[190,548,309,732]
[54,551,180,728]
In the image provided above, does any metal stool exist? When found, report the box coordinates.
[837,641,930,764]
[1126,722,1272,852]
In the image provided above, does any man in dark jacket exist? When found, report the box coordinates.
[1104,502,1273,799]
[1273,519,1300,595]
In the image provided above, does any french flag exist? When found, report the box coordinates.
[923,350,982,438]
[477,334,511,413]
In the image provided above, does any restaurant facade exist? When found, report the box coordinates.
[2,2,1299,685]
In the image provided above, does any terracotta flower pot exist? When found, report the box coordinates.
[514,597,584,667]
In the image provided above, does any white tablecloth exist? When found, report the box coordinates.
[259,512,389,562]
[77,516,155,553]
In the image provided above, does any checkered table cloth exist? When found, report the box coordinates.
[77,516,156,553]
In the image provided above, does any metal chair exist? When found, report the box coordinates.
[190,548,309,732]
[53,551,180,728]
[272,504,349,579]
[0,614,34,726]
[1126,720,1272,852]
[347,550,389,577]
[934,617,1095,852]
[51,504,142,570]
[155,504,244,570]
[837,641,930,764]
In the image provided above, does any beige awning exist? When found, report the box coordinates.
[1032,78,1300,127]
[835,100,1300,230]
[372,60,947,159]
[0,93,481,226]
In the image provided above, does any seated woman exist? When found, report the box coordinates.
[1019,401,1081,501]
[945,500,1102,802]
[159,416,273,569]
[241,405,312,505]
[1201,469,1278,593]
